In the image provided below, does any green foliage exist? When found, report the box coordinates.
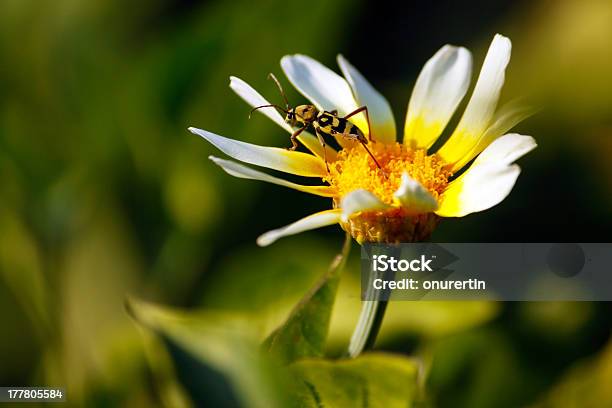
[290,353,419,408]
[425,328,527,408]
[2,0,612,406]
[200,236,341,334]
[127,297,290,408]
[532,339,612,407]
[0,0,361,402]
[127,293,422,407]
[127,236,421,407]
[0,206,50,336]
[264,233,351,363]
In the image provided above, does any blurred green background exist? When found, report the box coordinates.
[1,0,611,406]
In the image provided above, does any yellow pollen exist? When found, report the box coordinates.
[325,142,452,205]
[324,142,453,244]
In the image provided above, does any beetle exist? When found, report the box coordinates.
[249,74,385,174]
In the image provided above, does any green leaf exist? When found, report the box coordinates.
[126,297,290,408]
[289,353,419,408]
[200,237,340,336]
[263,233,351,363]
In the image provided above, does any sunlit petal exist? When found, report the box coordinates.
[281,54,367,146]
[340,189,389,222]
[453,101,537,169]
[439,34,512,170]
[256,209,342,246]
[229,76,292,132]
[209,156,336,197]
[229,76,337,161]
[472,133,537,166]
[436,133,535,217]
[189,127,327,177]
[404,45,472,149]
[393,172,438,213]
[337,55,396,143]
[436,163,520,217]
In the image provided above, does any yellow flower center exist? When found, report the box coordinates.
[325,142,453,243]
[326,142,452,204]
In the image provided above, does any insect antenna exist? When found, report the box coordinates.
[360,142,387,178]
[268,73,290,110]
[249,104,288,119]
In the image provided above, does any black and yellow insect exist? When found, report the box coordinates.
[250,74,384,173]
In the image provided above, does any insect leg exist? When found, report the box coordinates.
[288,125,308,151]
[343,106,366,119]
[343,106,375,142]
[360,141,387,178]
[330,127,387,177]
[315,127,330,173]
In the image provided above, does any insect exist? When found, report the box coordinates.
[249,74,385,174]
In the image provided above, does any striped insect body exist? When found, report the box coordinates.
[250,73,385,174]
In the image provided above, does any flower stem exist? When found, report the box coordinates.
[347,245,399,358]
[348,299,389,357]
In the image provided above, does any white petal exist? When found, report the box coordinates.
[473,133,537,166]
[435,163,520,217]
[436,133,535,217]
[280,55,368,146]
[453,101,537,169]
[229,76,337,161]
[256,209,341,246]
[229,76,293,132]
[404,45,472,148]
[337,55,396,143]
[189,127,326,177]
[393,172,438,213]
[439,34,512,168]
[281,54,357,114]
[209,156,336,197]
[340,189,389,222]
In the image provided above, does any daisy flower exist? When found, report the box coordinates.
[189,34,536,246]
